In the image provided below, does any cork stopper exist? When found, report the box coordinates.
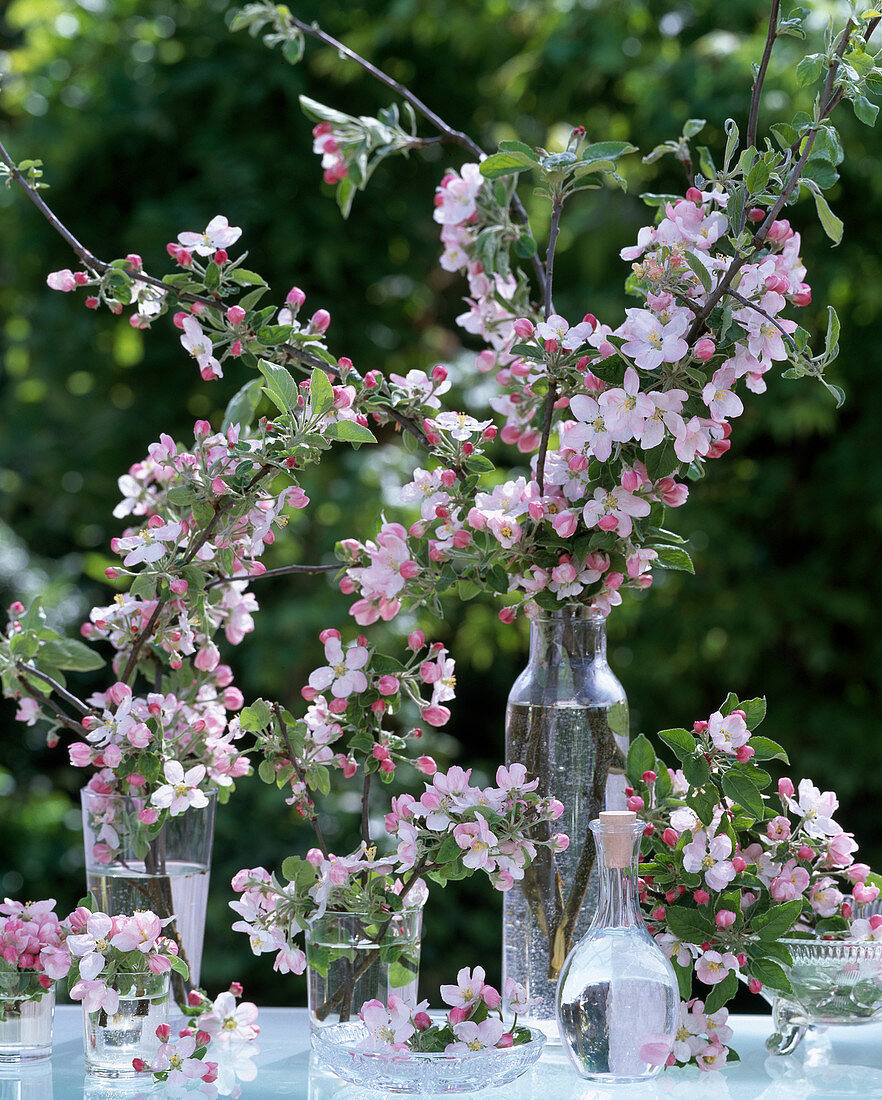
[598,810,638,868]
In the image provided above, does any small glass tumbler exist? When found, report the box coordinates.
[82,972,170,1078]
[0,972,55,1062]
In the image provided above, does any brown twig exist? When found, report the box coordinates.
[535,194,564,495]
[276,11,547,297]
[14,675,85,733]
[272,702,329,858]
[685,20,856,346]
[205,562,339,590]
[746,0,781,152]
[15,661,92,715]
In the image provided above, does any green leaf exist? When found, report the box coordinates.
[802,179,843,245]
[388,958,419,988]
[579,141,637,165]
[683,118,706,139]
[626,734,656,782]
[436,834,462,864]
[853,93,880,126]
[257,359,297,413]
[683,753,710,788]
[644,439,679,481]
[323,420,377,445]
[825,305,840,358]
[309,367,334,417]
[223,378,263,431]
[168,953,190,980]
[37,638,104,672]
[664,905,714,944]
[240,699,273,732]
[747,958,792,994]
[703,969,738,1014]
[281,856,318,888]
[653,545,694,574]
[257,759,276,784]
[465,454,494,474]
[752,899,803,940]
[742,697,766,730]
[683,251,712,294]
[230,268,267,287]
[479,152,535,180]
[658,727,697,761]
[795,53,825,87]
[747,736,788,764]
[673,959,693,1000]
[721,771,765,819]
[497,140,539,162]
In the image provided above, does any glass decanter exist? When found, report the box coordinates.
[556,810,678,1083]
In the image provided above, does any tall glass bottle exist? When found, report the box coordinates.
[503,605,629,1036]
[556,811,678,1083]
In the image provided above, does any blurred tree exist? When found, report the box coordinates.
[1,0,880,1007]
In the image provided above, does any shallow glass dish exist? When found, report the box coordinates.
[763,936,882,1055]
[311,1022,546,1094]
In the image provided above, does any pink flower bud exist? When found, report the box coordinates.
[211,477,228,496]
[431,364,448,383]
[498,607,516,624]
[132,1058,147,1072]
[651,906,666,921]
[543,338,559,355]
[213,249,228,265]
[226,305,246,325]
[104,567,120,580]
[155,1024,171,1042]
[854,882,880,904]
[328,697,348,715]
[642,770,657,784]
[513,318,534,339]
[187,991,204,1007]
[416,755,437,776]
[449,1006,470,1026]
[626,795,644,812]
[797,845,815,862]
[732,856,747,873]
[462,441,474,455]
[413,1011,431,1031]
[693,720,708,734]
[748,207,765,223]
[841,902,853,919]
[310,309,330,333]
[169,578,188,595]
[137,808,159,825]
[778,777,794,800]
[735,745,755,762]
[695,337,715,361]
[748,978,763,994]
[694,889,710,906]
[286,286,306,310]
[661,827,679,848]
[715,909,736,929]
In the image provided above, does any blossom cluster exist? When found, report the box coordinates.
[0,898,71,983]
[625,694,882,1069]
[65,906,188,1015]
[137,985,260,1098]
[357,966,533,1053]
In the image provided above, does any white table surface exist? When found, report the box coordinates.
[4,1007,882,1099]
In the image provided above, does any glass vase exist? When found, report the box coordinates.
[0,972,55,1062]
[305,905,423,1030]
[503,605,629,1037]
[556,811,678,1083]
[82,971,170,1078]
[81,787,215,1000]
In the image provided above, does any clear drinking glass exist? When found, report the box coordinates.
[504,605,630,1035]
[82,971,170,1078]
[556,811,678,1083]
[81,787,215,995]
[305,905,423,1030]
[0,972,55,1062]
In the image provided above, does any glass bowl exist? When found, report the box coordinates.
[311,1022,546,1094]
[762,936,882,1055]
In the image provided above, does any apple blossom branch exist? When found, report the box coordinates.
[272,702,329,858]
[273,8,548,298]
[686,18,858,345]
[745,0,781,154]
[535,194,565,495]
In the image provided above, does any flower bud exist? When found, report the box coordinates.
[513,318,534,339]
[695,337,715,361]
[732,856,747,873]
[715,909,736,929]
[694,889,710,906]
[778,777,795,800]
[735,745,755,763]
[661,827,679,848]
[626,795,644,812]
[748,978,763,994]
[641,770,657,784]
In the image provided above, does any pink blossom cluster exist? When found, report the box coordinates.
[356,967,531,1054]
[312,121,348,184]
[66,907,183,1014]
[138,985,260,1096]
[0,898,71,981]
[386,763,568,892]
[228,866,309,976]
[666,998,732,1071]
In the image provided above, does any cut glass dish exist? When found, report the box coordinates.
[311,1022,546,1094]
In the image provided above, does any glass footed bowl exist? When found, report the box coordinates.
[762,932,882,1055]
[311,1022,546,1094]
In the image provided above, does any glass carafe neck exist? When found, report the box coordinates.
[589,817,645,930]
[528,606,608,666]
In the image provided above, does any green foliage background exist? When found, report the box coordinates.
[1,0,880,1007]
